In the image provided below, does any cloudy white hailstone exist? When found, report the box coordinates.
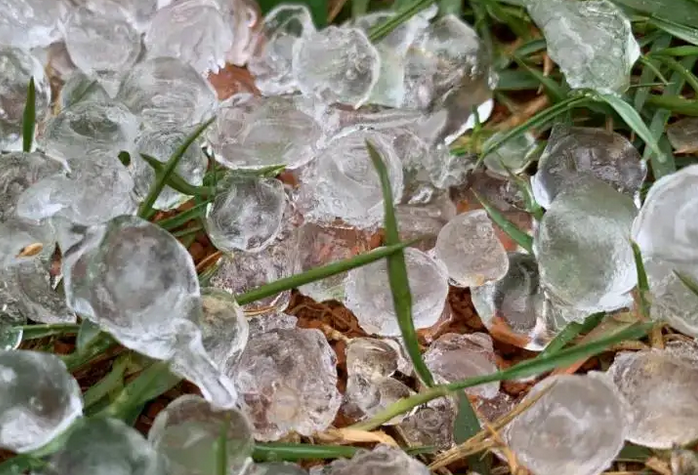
[0,350,83,453]
[526,0,639,94]
[532,125,647,209]
[148,395,254,475]
[344,247,448,336]
[145,0,233,74]
[0,0,70,48]
[0,46,51,151]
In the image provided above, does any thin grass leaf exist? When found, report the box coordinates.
[0,454,46,475]
[236,239,419,305]
[438,0,461,17]
[61,334,118,371]
[368,0,433,42]
[140,153,213,198]
[76,320,101,353]
[454,392,490,475]
[631,242,651,320]
[646,95,698,116]
[405,445,438,456]
[172,225,203,238]
[674,270,698,297]
[612,0,698,27]
[512,55,566,102]
[483,0,530,39]
[473,190,533,253]
[366,140,435,387]
[17,323,80,340]
[514,38,547,57]
[216,415,229,475]
[83,354,128,410]
[22,77,36,153]
[649,17,698,46]
[253,443,358,461]
[634,34,672,112]
[138,117,215,219]
[538,312,605,358]
[156,202,209,231]
[653,54,698,93]
[495,70,544,91]
[617,443,654,462]
[657,45,698,56]
[352,0,370,18]
[636,56,671,86]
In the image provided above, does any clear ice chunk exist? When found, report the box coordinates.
[0,350,82,453]
[231,327,341,441]
[0,217,56,269]
[148,394,254,475]
[505,373,626,475]
[248,4,316,96]
[482,131,537,177]
[219,0,261,67]
[435,210,509,288]
[0,0,70,48]
[344,247,448,336]
[296,128,403,229]
[49,417,165,475]
[346,338,399,382]
[59,71,111,110]
[117,57,218,131]
[132,128,208,211]
[318,445,429,475]
[423,332,499,399]
[0,275,24,349]
[250,462,308,475]
[608,348,698,449]
[531,125,647,209]
[62,215,236,408]
[526,0,640,94]
[395,190,456,251]
[667,118,698,154]
[292,26,380,107]
[397,396,454,450]
[534,177,637,312]
[145,0,233,74]
[248,312,297,336]
[12,255,75,324]
[200,288,249,370]
[79,0,166,33]
[207,94,322,171]
[0,46,51,151]
[41,101,140,162]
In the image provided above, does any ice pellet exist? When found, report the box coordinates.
[200,288,249,370]
[318,445,429,475]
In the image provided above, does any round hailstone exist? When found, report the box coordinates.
[319,445,430,475]
[505,373,626,475]
[199,288,249,369]
[435,210,509,288]
[0,350,83,453]
[344,247,448,336]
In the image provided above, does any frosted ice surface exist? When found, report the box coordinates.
[248,312,297,336]
[231,327,341,440]
[344,247,448,336]
[148,395,253,475]
[293,26,379,107]
[41,101,140,162]
[219,0,261,66]
[208,94,322,170]
[117,57,218,131]
[397,396,454,450]
[532,125,646,209]
[609,349,698,449]
[505,373,626,475]
[346,337,398,382]
[250,462,308,475]
[319,445,429,475]
[145,0,233,74]
[435,210,509,288]
[296,128,403,229]
[200,288,249,370]
[526,0,639,94]
[534,177,637,312]
[667,118,698,154]
[50,417,165,475]
[483,131,537,177]
[395,190,456,251]
[248,4,316,95]
[423,333,499,399]
[0,350,82,453]
[13,255,75,324]
[132,128,207,211]
[0,46,51,151]
[0,0,70,48]
[59,72,111,110]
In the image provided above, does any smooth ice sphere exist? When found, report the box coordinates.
[534,178,637,312]
[345,247,448,336]
[62,215,236,408]
[12,255,75,324]
[505,373,626,475]
[50,417,165,475]
[293,26,379,107]
[482,131,537,177]
[17,152,137,226]
[231,327,341,441]
[532,125,647,209]
[423,333,499,399]
[248,4,316,95]
[205,177,286,253]
[296,128,403,229]
[667,118,698,154]
[200,288,249,369]
[60,71,111,110]
[132,128,207,211]
[608,349,698,449]
[0,0,69,48]
[319,445,429,475]
[41,101,140,162]
[207,94,322,170]
[145,0,233,74]
[435,210,509,288]
[0,350,82,453]
[148,395,254,475]
[526,0,639,94]
[472,253,568,351]
[65,7,141,84]
[209,238,299,316]
[117,57,218,131]
[0,46,51,151]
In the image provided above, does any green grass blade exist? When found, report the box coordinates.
[61,334,118,371]
[473,190,533,254]
[636,56,671,86]
[512,55,566,102]
[538,312,605,358]
[657,45,698,56]
[236,239,420,305]
[454,392,490,475]
[366,140,435,387]
[253,443,358,462]
[631,242,651,320]
[649,17,698,46]
[138,117,215,220]
[16,323,80,340]
[140,153,212,198]
[616,443,653,462]
[674,270,698,297]
[22,77,36,153]
[646,95,698,116]
[653,55,698,93]
[352,0,370,18]
[496,69,546,91]
[83,354,128,410]
[612,0,698,28]
[76,320,101,353]
[368,0,433,42]
[157,201,209,231]
[634,34,672,112]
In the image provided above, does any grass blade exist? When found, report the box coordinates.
[634,34,672,112]
[138,117,215,220]
[366,140,435,387]
[653,55,698,93]
[236,239,420,305]
[16,323,80,340]
[83,354,128,410]
[454,392,490,474]
[649,17,698,46]
[368,0,433,42]
[631,242,651,320]
[538,313,605,358]
[512,55,566,102]
[646,95,698,116]
[140,153,212,198]
[22,77,36,153]
[253,443,358,462]
[611,0,698,28]
[76,320,102,353]
[473,190,533,254]
[156,202,209,231]
[674,270,698,297]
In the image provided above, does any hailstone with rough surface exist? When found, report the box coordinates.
[318,445,429,475]
[200,288,249,370]
[0,0,70,48]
